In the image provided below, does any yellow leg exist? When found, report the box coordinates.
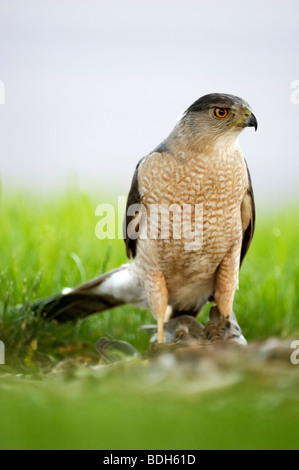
[145,271,168,344]
[158,316,164,344]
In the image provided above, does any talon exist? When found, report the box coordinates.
[205,320,221,341]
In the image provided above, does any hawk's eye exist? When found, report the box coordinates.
[214,108,229,118]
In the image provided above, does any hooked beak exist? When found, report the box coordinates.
[244,112,258,131]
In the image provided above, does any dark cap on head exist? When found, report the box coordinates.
[186,93,250,114]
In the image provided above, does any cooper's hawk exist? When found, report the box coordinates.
[34,93,257,344]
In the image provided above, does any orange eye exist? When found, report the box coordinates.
[214,108,229,118]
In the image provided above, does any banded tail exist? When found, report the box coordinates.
[32,265,147,322]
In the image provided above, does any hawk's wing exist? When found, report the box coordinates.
[124,158,144,259]
[240,162,255,267]
[124,144,168,259]
[124,143,169,259]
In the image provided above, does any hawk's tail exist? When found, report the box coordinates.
[32,264,146,322]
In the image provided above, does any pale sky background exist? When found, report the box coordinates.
[0,0,298,207]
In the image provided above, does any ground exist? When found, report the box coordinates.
[0,190,298,450]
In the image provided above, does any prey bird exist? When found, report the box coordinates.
[34,93,257,344]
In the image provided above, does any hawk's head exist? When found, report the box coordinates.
[183,93,257,142]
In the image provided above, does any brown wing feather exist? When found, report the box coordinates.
[124,158,144,259]
[240,162,255,267]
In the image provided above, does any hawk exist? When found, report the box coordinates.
[34,93,257,344]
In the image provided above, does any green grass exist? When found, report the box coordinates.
[0,189,299,449]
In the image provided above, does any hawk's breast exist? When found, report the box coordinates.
[135,148,248,307]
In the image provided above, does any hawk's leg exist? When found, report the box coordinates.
[214,240,241,321]
[144,271,168,343]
